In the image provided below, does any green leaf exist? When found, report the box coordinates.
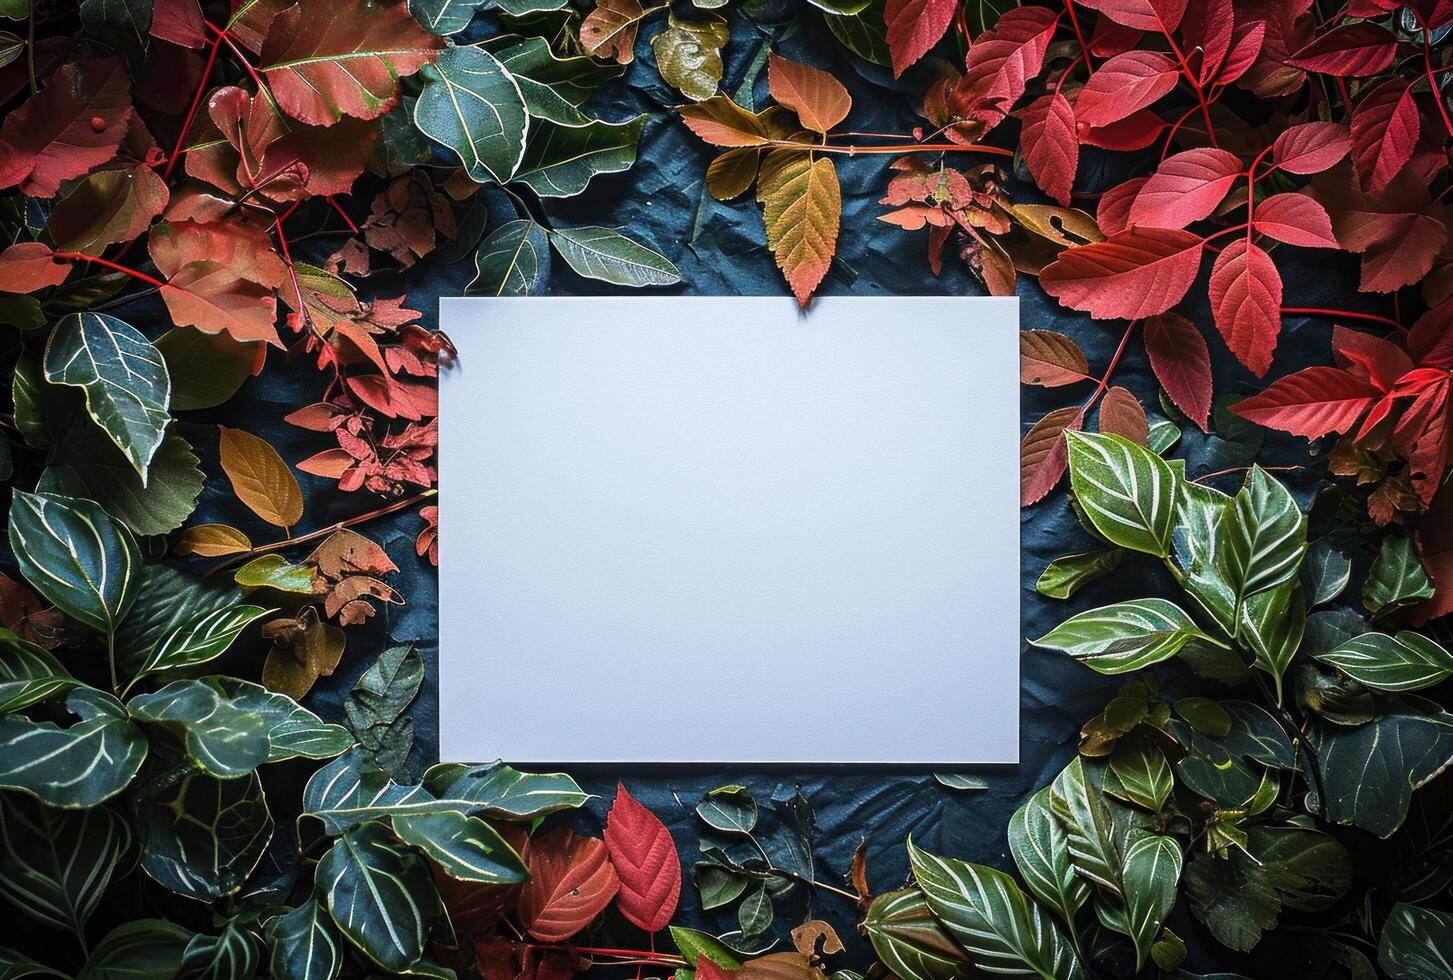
[934,773,988,791]
[413,45,527,184]
[1317,631,1453,692]
[696,784,757,833]
[693,864,748,910]
[409,0,485,35]
[435,760,588,819]
[669,927,741,970]
[1172,478,1238,633]
[1169,700,1295,807]
[392,810,528,883]
[864,888,973,980]
[128,680,271,778]
[1227,466,1306,599]
[40,429,205,536]
[1379,902,1453,979]
[78,0,150,73]
[0,946,68,978]
[305,749,439,835]
[0,688,146,807]
[0,795,130,936]
[79,920,193,980]
[487,35,624,124]
[8,490,140,636]
[139,770,273,902]
[1310,703,1453,836]
[344,645,423,780]
[1008,787,1089,928]
[0,628,76,714]
[43,312,170,481]
[130,604,272,684]
[12,356,69,451]
[1065,431,1179,557]
[651,12,729,101]
[1032,598,1222,674]
[549,225,681,287]
[907,838,1085,980]
[318,822,440,972]
[1105,735,1173,811]
[469,219,549,296]
[1118,835,1182,969]
[737,881,773,938]
[266,899,344,980]
[513,115,645,197]
[180,919,262,980]
[155,329,254,411]
[234,555,317,593]
[1302,535,1352,607]
[1035,548,1125,600]
[1049,757,1123,896]
[115,564,241,667]
[822,0,891,66]
[1237,580,1305,701]
[1365,534,1434,617]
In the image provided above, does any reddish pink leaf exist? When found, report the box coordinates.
[1099,386,1149,445]
[1020,92,1076,206]
[150,0,206,48]
[1021,406,1081,506]
[1208,238,1282,377]
[1287,23,1399,77]
[960,7,1058,116]
[1181,0,1232,83]
[1143,312,1212,430]
[1394,378,1451,504]
[1214,21,1266,85]
[1318,169,1448,292]
[1332,325,1414,390]
[1087,17,1144,57]
[604,783,681,933]
[0,242,70,292]
[1078,110,1166,151]
[1021,330,1090,387]
[1075,51,1179,128]
[1038,227,1204,320]
[1253,192,1339,248]
[885,0,958,77]
[1351,77,1419,192]
[1095,177,1146,235]
[695,957,734,980]
[1129,148,1243,229]
[1272,122,1351,175]
[518,830,621,943]
[1410,302,1453,370]
[1231,366,1382,437]
[1073,0,1186,32]
[0,58,131,198]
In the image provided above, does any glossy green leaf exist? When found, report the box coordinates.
[514,115,644,197]
[1227,467,1306,599]
[469,219,549,296]
[79,920,193,980]
[1105,735,1173,811]
[130,604,272,684]
[434,760,588,820]
[344,645,422,780]
[1066,431,1178,557]
[737,881,772,938]
[413,45,527,184]
[1008,787,1089,928]
[488,35,624,124]
[409,0,485,35]
[43,312,170,481]
[40,428,205,536]
[693,864,748,910]
[822,0,891,66]
[1302,535,1352,607]
[1310,703,1453,836]
[651,13,728,101]
[115,564,242,667]
[549,225,681,287]
[1379,902,1453,979]
[234,555,317,594]
[0,946,68,978]
[393,810,528,883]
[0,795,130,936]
[0,688,146,807]
[1365,534,1435,616]
[0,628,76,714]
[1170,700,1295,807]
[696,784,757,833]
[1035,548,1124,600]
[1049,757,1123,896]
[1032,598,1223,673]
[180,919,262,980]
[669,926,740,970]
[140,770,273,902]
[318,821,440,972]
[8,490,140,636]
[1172,479,1238,633]
[155,329,254,412]
[1238,580,1305,701]
[1119,835,1182,969]
[1318,631,1453,692]
[128,680,271,777]
[266,899,344,980]
[907,838,1085,980]
[304,748,441,835]
[864,888,972,980]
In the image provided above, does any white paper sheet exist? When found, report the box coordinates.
[438,296,1020,764]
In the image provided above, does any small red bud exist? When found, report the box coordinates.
[89,116,107,132]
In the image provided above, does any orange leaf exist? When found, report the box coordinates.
[679,95,771,147]
[161,260,283,348]
[579,0,646,63]
[767,53,850,134]
[1020,330,1089,387]
[218,426,304,528]
[1098,386,1149,445]
[173,523,253,557]
[517,829,620,942]
[757,150,840,306]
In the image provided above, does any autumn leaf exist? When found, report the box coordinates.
[706,148,761,201]
[1350,77,1419,193]
[580,0,648,64]
[1075,0,1184,32]
[173,523,253,557]
[1271,121,1351,175]
[1208,238,1283,377]
[679,95,771,147]
[1096,177,1147,236]
[518,829,621,943]
[0,242,70,292]
[218,426,304,528]
[1128,148,1243,229]
[0,57,132,198]
[604,783,681,933]
[1098,386,1149,445]
[259,0,444,125]
[884,0,957,77]
[1038,227,1204,320]
[1231,366,1382,438]
[957,6,1058,126]
[767,53,850,134]
[1143,313,1212,431]
[1021,406,1081,506]
[262,606,345,699]
[757,150,840,306]
[1075,51,1179,128]
[1020,92,1076,206]
[1020,330,1089,387]
[1314,168,1447,293]
[1286,23,1399,77]
[1253,193,1339,248]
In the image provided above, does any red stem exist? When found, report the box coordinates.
[326,196,360,234]
[164,32,224,180]
[1280,306,1406,331]
[53,251,166,290]
[205,21,268,90]
[1076,320,1138,425]
[1419,14,1453,139]
[1062,0,1094,75]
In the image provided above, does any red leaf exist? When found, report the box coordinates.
[476,939,574,980]
[150,0,206,48]
[0,58,132,198]
[1317,168,1448,292]
[1075,51,1178,128]
[1073,0,1186,32]
[1087,17,1144,58]
[0,242,70,292]
[695,957,734,980]
[1099,386,1149,445]
[1143,312,1212,430]
[1231,366,1382,437]
[1351,77,1419,193]
[1095,177,1146,236]
[346,374,438,420]
[1021,406,1081,506]
[1271,121,1351,175]
[1021,330,1090,387]
[768,54,850,134]
[1414,481,1453,625]
[1129,148,1243,229]
[1392,377,1450,504]
[960,7,1059,118]
[604,783,681,933]
[1038,227,1204,320]
[518,830,621,943]
[1208,239,1282,377]
[1253,192,1339,248]
[1410,302,1453,370]
[1181,0,1232,83]
[1287,23,1399,77]
[1020,92,1076,206]
[1078,110,1166,151]
[1332,324,1414,390]
[1214,21,1265,85]
[885,0,957,77]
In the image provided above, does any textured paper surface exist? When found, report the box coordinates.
[438,297,1020,764]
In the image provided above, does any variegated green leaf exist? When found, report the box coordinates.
[432,760,588,819]
[1035,548,1124,600]
[513,115,645,198]
[1066,431,1178,557]
[907,839,1085,980]
[1008,787,1089,929]
[8,490,141,636]
[1318,631,1453,692]
[1105,735,1173,812]
[0,688,146,807]
[128,680,270,778]
[1172,478,1238,633]
[318,822,440,972]
[548,225,681,287]
[0,795,130,937]
[413,45,527,184]
[863,888,971,980]
[209,677,353,762]
[1032,598,1223,674]
[1118,835,1182,969]
[1227,466,1306,599]
[304,748,443,835]
[1238,580,1305,701]
[1310,705,1453,837]
[129,604,272,685]
[408,0,485,35]
[181,919,262,980]
[1365,534,1435,617]
[1049,757,1123,897]
[78,920,193,980]
[0,629,76,714]
[487,35,623,123]
[1379,902,1453,979]
[140,771,273,902]
[43,312,170,481]
[468,219,549,296]
[392,810,528,883]
[266,899,344,980]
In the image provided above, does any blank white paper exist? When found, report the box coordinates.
[437,296,1020,764]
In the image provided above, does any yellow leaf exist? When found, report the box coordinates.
[173,523,252,557]
[706,148,761,201]
[678,95,771,147]
[218,426,303,528]
[756,150,840,306]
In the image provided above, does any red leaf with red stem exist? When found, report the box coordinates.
[1143,312,1212,430]
[1350,78,1420,192]
[1020,91,1077,206]
[1286,23,1400,77]
[1075,51,1179,128]
[884,0,958,77]
[1208,238,1283,377]
[604,783,681,933]
[1270,121,1351,175]
[1129,148,1243,229]
[1039,228,1203,320]
[1230,366,1382,438]
[1253,193,1340,249]
[518,829,621,943]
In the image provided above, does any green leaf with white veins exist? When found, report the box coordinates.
[140,770,273,902]
[1118,835,1182,969]
[0,688,147,807]
[513,115,645,197]
[409,0,486,36]
[1318,631,1453,692]
[0,628,76,714]
[907,838,1086,980]
[392,811,528,883]
[549,226,681,287]
[864,888,972,980]
[1066,431,1178,556]
[318,821,440,972]
[487,35,623,123]
[1008,787,1089,929]
[1379,902,1453,979]
[128,679,271,778]
[266,898,344,980]
[1032,598,1224,674]
[0,795,131,936]
[470,219,549,296]
[1365,533,1434,616]
[1227,466,1306,599]
[8,490,140,636]
[433,760,588,819]
[1049,757,1123,896]
[44,313,170,482]
[130,604,273,684]
[413,45,527,184]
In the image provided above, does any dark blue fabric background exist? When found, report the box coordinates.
[151,4,1383,971]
